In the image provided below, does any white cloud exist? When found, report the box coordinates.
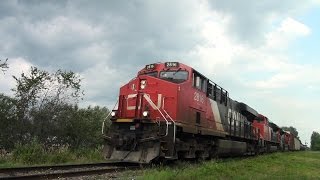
[185,6,317,145]
[80,62,137,108]
[266,17,311,49]
[311,0,320,5]
[24,16,104,48]
[0,57,32,95]
[207,0,314,45]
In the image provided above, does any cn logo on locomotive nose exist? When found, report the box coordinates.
[127,94,162,110]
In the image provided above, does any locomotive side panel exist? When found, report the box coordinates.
[294,138,301,151]
[176,70,228,136]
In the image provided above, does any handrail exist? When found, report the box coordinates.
[162,97,176,143]
[101,99,119,135]
[140,94,169,141]
[228,114,259,140]
[102,93,174,143]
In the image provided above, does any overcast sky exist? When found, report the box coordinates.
[1,0,319,145]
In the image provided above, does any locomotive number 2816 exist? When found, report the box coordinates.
[194,92,204,103]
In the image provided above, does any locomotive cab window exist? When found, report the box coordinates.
[193,71,206,92]
[143,71,158,77]
[159,70,188,83]
[207,82,213,96]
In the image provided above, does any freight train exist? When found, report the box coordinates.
[102,62,302,163]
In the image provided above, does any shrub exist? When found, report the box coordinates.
[8,140,104,166]
[12,139,47,164]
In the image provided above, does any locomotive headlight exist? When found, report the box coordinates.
[140,80,147,89]
[111,111,116,117]
[142,111,149,117]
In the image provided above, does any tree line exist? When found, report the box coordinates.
[0,59,110,152]
[311,131,320,151]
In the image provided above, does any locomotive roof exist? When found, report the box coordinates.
[138,62,192,75]
[140,62,262,121]
[269,122,280,131]
[236,102,258,121]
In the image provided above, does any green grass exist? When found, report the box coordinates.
[2,144,319,180]
[0,142,104,168]
[139,151,320,180]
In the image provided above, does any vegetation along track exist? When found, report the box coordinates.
[0,162,141,179]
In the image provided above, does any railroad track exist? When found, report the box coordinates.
[0,162,141,179]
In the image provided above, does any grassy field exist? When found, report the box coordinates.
[138,151,320,180]
[2,147,319,179]
[0,142,104,168]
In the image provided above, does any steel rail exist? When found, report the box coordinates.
[0,162,140,179]
[0,162,138,173]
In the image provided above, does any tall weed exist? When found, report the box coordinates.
[5,140,104,166]
[12,139,47,164]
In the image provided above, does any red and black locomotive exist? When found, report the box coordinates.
[102,62,301,163]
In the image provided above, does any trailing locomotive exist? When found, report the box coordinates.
[102,62,300,163]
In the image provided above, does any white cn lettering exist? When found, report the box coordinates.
[127,94,163,110]
[127,94,139,110]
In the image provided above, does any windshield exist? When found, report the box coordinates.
[142,71,158,77]
[160,70,188,83]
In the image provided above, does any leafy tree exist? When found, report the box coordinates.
[61,105,109,148]
[282,126,299,140]
[28,103,109,149]
[12,67,83,118]
[2,65,110,153]
[11,66,84,146]
[0,58,9,74]
[0,94,18,150]
[311,131,320,151]
[12,67,50,127]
